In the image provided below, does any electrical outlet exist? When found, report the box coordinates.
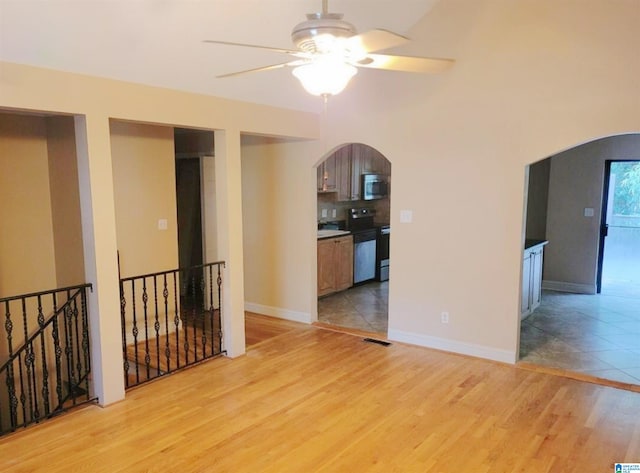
[441,312,449,324]
[321,209,328,218]
[332,208,337,218]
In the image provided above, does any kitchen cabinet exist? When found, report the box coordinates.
[317,144,391,201]
[318,235,353,297]
[521,240,547,318]
[317,153,338,192]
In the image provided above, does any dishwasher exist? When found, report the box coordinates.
[353,228,377,284]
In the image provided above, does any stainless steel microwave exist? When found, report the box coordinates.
[361,174,388,200]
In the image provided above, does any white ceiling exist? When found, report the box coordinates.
[0,0,440,112]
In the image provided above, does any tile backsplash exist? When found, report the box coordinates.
[317,193,390,225]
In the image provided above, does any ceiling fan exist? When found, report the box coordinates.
[204,0,454,98]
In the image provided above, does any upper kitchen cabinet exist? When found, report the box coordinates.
[317,143,391,202]
[317,153,338,192]
[351,144,390,201]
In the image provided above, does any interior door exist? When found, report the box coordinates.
[597,160,640,295]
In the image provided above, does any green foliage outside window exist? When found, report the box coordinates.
[612,162,640,216]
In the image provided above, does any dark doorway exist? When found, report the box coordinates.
[175,157,203,271]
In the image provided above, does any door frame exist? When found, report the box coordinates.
[596,159,640,293]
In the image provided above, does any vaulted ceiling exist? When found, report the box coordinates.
[0,0,440,112]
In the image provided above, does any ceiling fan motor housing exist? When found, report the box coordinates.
[291,13,357,53]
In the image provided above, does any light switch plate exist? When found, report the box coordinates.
[584,208,595,217]
[400,210,413,223]
[158,219,168,230]
[321,209,328,218]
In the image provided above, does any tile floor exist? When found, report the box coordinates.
[519,289,640,385]
[317,281,389,335]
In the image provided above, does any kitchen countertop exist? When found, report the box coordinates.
[317,229,351,239]
[524,239,548,249]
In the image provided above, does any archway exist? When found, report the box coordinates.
[519,134,640,387]
[315,142,391,336]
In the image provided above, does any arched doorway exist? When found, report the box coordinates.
[315,143,391,336]
[519,134,640,387]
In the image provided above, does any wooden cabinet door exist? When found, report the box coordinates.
[350,144,364,200]
[334,236,354,291]
[317,235,354,296]
[318,154,338,191]
[335,145,352,201]
[317,239,336,297]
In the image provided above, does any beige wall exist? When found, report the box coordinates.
[241,135,316,322]
[1,59,318,404]
[47,115,85,287]
[309,0,640,360]
[110,120,179,277]
[0,113,57,296]
[544,134,640,293]
[1,0,639,401]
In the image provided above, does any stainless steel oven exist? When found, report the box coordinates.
[348,208,378,284]
[376,225,390,281]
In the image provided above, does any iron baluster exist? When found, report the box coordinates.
[173,273,180,369]
[72,296,83,404]
[36,295,50,416]
[217,263,223,351]
[208,264,214,357]
[17,352,26,428]
[51,317,63,410]
[200,268,207,359]
[120,278,129,388]
[142,279,151,380]
[153,275,161,377]
[80,287,90,397]
[163,274,171,373]
[131,280,140,384]
[63,302,75,405]
[183,269,191,366]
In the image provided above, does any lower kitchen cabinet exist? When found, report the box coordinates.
[521,240,548,318]
[318,235,353,297]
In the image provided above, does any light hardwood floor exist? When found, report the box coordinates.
[0,316,639,472]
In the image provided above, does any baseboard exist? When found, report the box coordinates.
[542,280,596,294]
[387,329,517,364]
[244,302,311,324]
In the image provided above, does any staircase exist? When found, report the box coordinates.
[0,284,95,436]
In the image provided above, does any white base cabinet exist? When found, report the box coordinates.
[521,240,548,318]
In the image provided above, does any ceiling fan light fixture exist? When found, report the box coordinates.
[292,58,357,97]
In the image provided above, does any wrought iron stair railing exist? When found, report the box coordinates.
[120,261,225,389]
[0,283,95,436]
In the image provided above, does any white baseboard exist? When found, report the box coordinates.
[387,329,517,364]
[244,302,311,324]
[542,280,596,294]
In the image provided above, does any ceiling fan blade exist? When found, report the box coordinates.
[203,40,300,55]
[347,29,409,53]
[356,54,455,74]
[217,60,307,78]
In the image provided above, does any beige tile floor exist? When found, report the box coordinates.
[318,281,388,335]
[520,289,640,385]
